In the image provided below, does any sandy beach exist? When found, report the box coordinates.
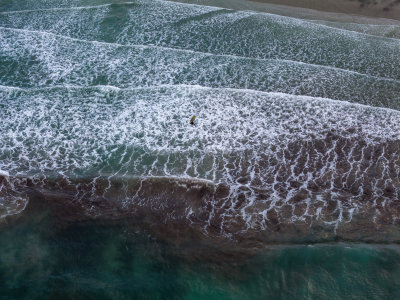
[253,0,400,20]
[174,0,400,24]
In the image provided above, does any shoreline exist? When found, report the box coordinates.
[172,0,400,25]
[252,0,400,21]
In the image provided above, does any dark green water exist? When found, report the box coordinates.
[1,213,400,300]
[1,0,400,298]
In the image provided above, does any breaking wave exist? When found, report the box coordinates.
[1,85,400,244]
[1,0,400,246]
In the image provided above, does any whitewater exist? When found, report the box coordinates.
[1,0,400,244]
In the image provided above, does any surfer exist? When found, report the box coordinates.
[189,115,196,126]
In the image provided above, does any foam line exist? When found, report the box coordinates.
[3,0,400,43]
[0,3,116,14]
[307,19,400,27]
[0,85,22,91]
[305,20,400,41]
[0,2,399,80]
[2,86,400,234]
[0,83,399,115]
[2,0,400,242]
[1,25,399,84]
[174,5,400,46]
[161,0,400,41]
[0,0,221,15]
[0,170,9,178]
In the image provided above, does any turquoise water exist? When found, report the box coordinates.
[1,212,400,299]
[1,0,400,298]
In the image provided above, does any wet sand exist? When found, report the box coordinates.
[174,0,400,24]
[252,0,400,20]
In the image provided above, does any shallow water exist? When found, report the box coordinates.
[1,0,400,298]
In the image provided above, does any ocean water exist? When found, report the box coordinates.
[1,0,400,298]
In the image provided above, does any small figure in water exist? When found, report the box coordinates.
[189,115,196,126]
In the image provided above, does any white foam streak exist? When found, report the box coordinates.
[2,0,400,45]
[0,12,399,82]
[1,0,400,235]
[1,83,400,115]
[0,170,9,178]
[0,3,116,14]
